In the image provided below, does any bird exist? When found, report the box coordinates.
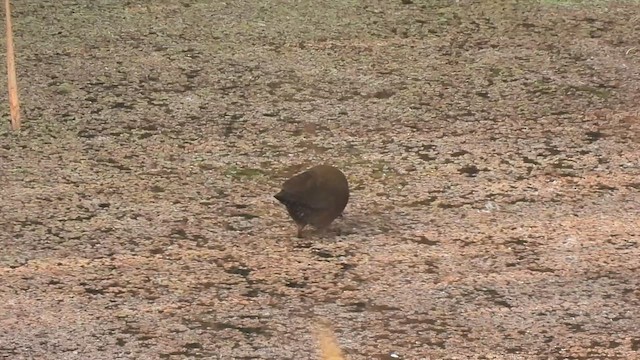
[274,165,349,238]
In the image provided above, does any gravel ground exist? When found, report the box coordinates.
[1,0,639,359]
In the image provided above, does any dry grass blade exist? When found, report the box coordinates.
[5,0,21,130]
[315,321,346,360]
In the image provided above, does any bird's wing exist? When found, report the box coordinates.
[280,171,333,209]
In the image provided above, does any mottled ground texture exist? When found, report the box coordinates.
[1,0,639,359]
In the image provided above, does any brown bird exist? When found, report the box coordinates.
[274,165,349,238]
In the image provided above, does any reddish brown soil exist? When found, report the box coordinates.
[1,1,639,359]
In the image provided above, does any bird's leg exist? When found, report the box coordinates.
[316,226,335,238]
[296,223,306,238]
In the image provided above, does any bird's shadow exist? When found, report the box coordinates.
[293,210,392,243]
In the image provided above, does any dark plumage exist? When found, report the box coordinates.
[274,165,349,238]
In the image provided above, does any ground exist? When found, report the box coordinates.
[1,0,639,359]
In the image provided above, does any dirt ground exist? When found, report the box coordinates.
[1,0,639,359]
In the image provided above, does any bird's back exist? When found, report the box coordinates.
[275,165,349,229]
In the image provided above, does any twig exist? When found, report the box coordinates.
[5,0,21,130]
[315,321,346,360]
